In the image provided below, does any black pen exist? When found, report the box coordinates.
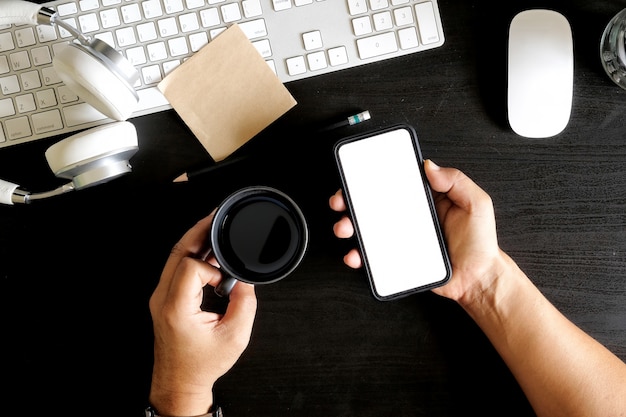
[173,110,372,182]
[173,155,248,182]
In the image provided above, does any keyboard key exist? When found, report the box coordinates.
[242,0,263,17]
[16,94,36,113]
[328,46,348,66]
[63,103,107,127]
[302,30,323,51]
[32,109,63,134]
[273,0,292,11]
[0,98,15,118]
[415,2,439,44]
[307,51,327,71]
[36,89,58,109]
[136,87,170,112]
[398,26,418,49]
[347,0,367,15]
[286,56,306,75]
[356,31,398,59]
[238,19,267,39]
[5,116,32,140]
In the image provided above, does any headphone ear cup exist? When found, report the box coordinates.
[53,43,139,121]
[45,121,139,189]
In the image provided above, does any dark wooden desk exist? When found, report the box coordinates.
[1,0,625,415]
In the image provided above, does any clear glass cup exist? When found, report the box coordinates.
[600,8,626,90]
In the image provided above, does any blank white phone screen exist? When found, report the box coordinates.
[336,128,449,298]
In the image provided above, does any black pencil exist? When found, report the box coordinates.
[173,110,371,182]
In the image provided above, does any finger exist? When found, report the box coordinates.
[153,257,224,316]
[218,282,257,344]
[424,159,489,212]
[343,249,362,269]
[333,216,354,239]
[159,211,216,289]
[329,189,347,212]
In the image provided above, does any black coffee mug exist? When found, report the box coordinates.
[211,186,309,297]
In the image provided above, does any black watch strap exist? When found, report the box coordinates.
[144,406,222,417]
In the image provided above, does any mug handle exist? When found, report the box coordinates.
[215,275,238,297]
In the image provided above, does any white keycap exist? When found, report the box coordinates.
[221,3,242,22]
[398,27,418,49]
[328,46,348,66]
[164,0,185,14]
[168,37,189,56]
[158,17,179,37]
[36,26,58,42]
[143,0,164,18]
[5,116,32,140]
[200,8,220,27]
[252,39,272,57]
[79,0,100,12]
[189,32,209,52]
[186,0,205,9]
[31,46,52,66]
[116,27,137,47]
[141,64,163,84]
[0,75,20,95]
[36,89,58,109]
[0,56,8,74]
[57,3,79,16]
[79,13,100,33]
[352,16,372,36]
[121,4,142,23]
[147,42,168,61]
[10,51,31,71]
[373,11,392,31]
[0,98,16,118]
[32,109,63,134]
[415,2,439,44]
[243,0,263,17]
[393,6,413,26]
[369,0,389,11]
[100,9,121,29]
[273,0,292,11]
[137,22,158,42]
[63,103,107,127]
[136,87,170,112]
[347,0,367,15]
[356,31,397,59]
[306,51,327,70]
[15,28,36,48]
[302,31,323,50]
[16,94,36,113]
[179,13,200,32]
[286,56,306,75]
[126,46,147,65]
[238,19,267,39]
[21,70,41,91]
[57,86,79,103]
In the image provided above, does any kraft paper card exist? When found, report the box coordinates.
[158,24,297,161]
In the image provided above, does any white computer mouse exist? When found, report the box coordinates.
[507,9,573,138]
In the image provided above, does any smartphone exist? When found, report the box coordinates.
[334,125,451,301]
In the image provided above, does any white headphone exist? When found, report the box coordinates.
[0,1,141,205]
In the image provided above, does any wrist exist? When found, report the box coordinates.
[149,381,214,417]
[144,405,222,417]
[456,250,523,317]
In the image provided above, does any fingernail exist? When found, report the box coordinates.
[426,159,440,170]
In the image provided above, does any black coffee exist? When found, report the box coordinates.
[218,197,301,281]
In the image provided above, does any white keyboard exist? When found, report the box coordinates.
[0,0,445,148]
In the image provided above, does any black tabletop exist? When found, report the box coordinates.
[1,0,625,416]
